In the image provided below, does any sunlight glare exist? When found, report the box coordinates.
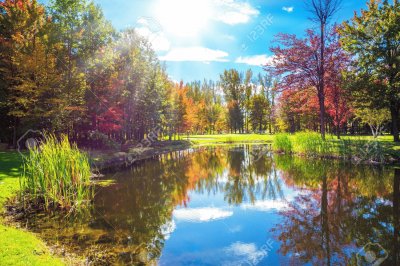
[155,0,212,37]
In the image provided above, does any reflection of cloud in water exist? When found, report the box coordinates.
[160,220,176,240]
[173,207,233,222]
[228,225,242,233]
[241,200,288,211]
[223,242,266,265]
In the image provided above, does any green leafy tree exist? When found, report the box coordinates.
[340,0,400,141]
[249,94,270,132]
[0,0,62,145]
[354,107,390,138]
[220,69,244,133]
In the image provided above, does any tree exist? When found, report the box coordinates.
[339,0,400,141]
[249,94,270,132]
[354,107,390,138]
[267,29,348,137]
[220,69,244,133]
[0,0,63,145]
[258,73,275,134]
[243,69,253,133]
[303,0,342,139]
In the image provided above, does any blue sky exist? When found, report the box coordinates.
[42,0,368,82]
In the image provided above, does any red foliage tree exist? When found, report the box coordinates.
[266,28,352,137]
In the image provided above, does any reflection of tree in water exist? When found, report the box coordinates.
[223,145,284,204]
[179,145,285,205]
[272,156,399,265]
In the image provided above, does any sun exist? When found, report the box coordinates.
[154,0,212,37]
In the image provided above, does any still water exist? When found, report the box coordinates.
[25,145,400,265]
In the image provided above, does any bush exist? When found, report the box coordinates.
[21,134,93,211]
[273,133,293,153]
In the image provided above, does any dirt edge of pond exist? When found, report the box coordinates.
[89,140,192,171]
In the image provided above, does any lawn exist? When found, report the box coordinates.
[0,152,64,266]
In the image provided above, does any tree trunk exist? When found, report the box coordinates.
[12,123,17,149]
[319,22,326,141]
[319,95,326,140]
[390,105,399,142]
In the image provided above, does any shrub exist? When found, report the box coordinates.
[21,134,93,211]
[354,139,385,163]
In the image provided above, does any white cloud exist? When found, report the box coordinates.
[241,200,288,211]
[222,34,236,41]
[282,6,294,13]
[215,0,260,25]
[173,207,233,222]
[159,47,229,62]
[135,18,170,51]
[235,55,274,66]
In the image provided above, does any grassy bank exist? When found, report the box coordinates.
[273,132,400,163]
[0,152,64,266]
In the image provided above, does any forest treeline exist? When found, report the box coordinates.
[0,0,399,148]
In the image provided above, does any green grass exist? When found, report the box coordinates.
[273,132,400,162]
[273,133,293,153]
[0,152,64,266]
[184,134,274,145]
[21,135,92,211]
[0,152,21,210]
[292,132,334,156]
[0,224,64,266]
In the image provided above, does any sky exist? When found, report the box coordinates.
[41,0,368,82]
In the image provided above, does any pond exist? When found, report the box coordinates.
[23,145,399,265]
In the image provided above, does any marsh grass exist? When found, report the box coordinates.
[21,134,93,212]
[273,133,293,153]
[292,132,333,156]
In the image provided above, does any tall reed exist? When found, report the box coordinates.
[292,131,334,156]
[273,133,293,153]
[21,134,93,211]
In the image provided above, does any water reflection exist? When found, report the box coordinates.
[22,145,399,265]
[273,156,397,265]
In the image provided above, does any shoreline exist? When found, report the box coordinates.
[89,139,398,172]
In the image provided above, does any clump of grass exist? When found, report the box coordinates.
[273,133,293,153]
[21,134,93,212]
[292,131,333,156]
